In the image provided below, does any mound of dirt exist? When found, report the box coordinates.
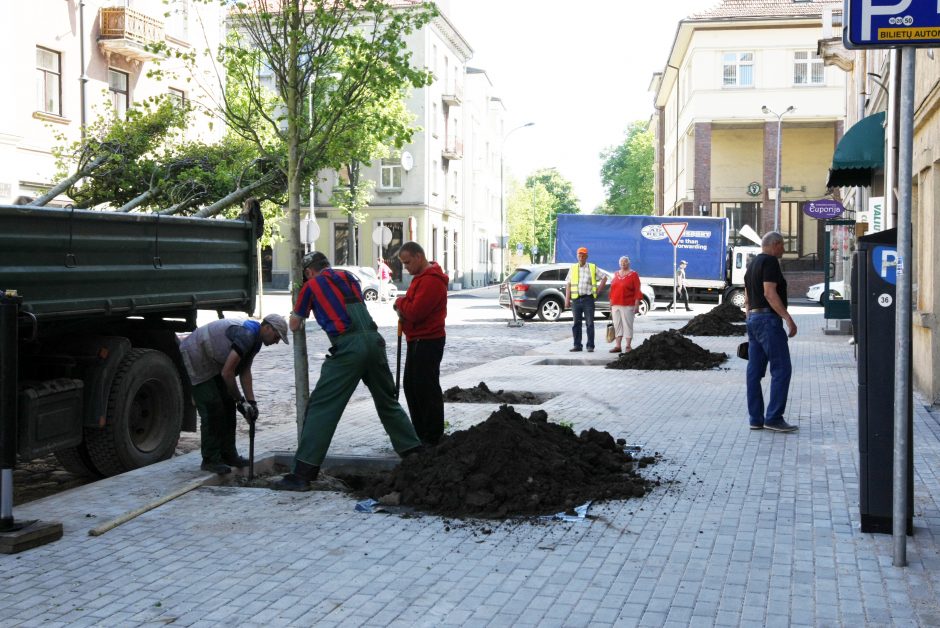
[679,315,746,337]
[443,381,539,404]
[710,301,747,323]
[607,330,728,370]
[357,405,656,519]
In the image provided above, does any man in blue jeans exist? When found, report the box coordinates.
[744,231,798,432]
[564,246,607,352]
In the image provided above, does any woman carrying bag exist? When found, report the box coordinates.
[608,256,642,353]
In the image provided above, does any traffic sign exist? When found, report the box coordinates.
[372,225,392,246]
[846,0,940,48]
[661,222,688,246]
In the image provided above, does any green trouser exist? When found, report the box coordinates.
[191,375,238,463]
[295,302,421,468]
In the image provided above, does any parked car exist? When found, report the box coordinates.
[498,263,655,322]
[806,280,845,304]
[333,265,397,302]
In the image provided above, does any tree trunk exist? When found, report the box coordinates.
[118,188,155,213]
[347,161,359,265]
[194,173,278,218]
[28,153,111,207]
[286,2,310,437]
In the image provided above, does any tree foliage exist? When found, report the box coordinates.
[599,121,654,215]
[508,168,579,262]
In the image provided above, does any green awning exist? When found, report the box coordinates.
[827,111,886,188]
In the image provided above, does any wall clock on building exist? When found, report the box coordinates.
[747,182,762,196]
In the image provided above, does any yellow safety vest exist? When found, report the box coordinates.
[569,263,598,298]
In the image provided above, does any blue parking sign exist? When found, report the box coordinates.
[846,0,940,48]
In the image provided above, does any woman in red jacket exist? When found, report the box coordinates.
[608,255,642,353]
[394,242,449,445]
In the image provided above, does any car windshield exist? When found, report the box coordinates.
[507,269,530,283]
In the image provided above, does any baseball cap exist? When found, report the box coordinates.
[577,247,588,255]
[302,251,330,271]
[262,313,290,345]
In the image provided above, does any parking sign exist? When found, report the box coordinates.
[846,0,940,48]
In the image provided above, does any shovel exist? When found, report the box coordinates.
[507,281,524,327]
[395,320,403,399]
[247,413,257,481]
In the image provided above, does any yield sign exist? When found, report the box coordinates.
[661,222,688,246]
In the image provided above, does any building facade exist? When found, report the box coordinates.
[266,4,505,289]
[650,0,845,262]
[0,0,224,205]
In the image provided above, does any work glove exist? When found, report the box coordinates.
[236,399,259,424]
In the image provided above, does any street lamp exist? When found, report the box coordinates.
[762,105,795,234]
[499,122,535,282]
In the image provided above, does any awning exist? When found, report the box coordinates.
[827,111,886,188]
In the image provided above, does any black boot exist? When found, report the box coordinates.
[223,454,250,468]
[272,460,319,492]
[400,444,426,458]
[201,460,231,475]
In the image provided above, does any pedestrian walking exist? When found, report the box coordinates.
[377,258,393,303]
[744,231,798,432]
[180,314,289,474]
[274,251,423,491]
[395,242,448,445]
[668,260,693,311]
[564,246,607,352]
[609,255,642,353]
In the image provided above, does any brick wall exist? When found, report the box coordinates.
[694,122,712,214]
[786,270,825,299]
[762,121,779,233]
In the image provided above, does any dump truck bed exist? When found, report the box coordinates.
[0,205,256,326]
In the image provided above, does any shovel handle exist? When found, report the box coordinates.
[395,321,403,398]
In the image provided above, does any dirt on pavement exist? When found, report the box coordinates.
[443,381,542,404]
[607,329,728,370]
[678,302,747,337]
[356,405,657,519]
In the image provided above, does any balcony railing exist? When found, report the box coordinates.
[442,139,464,161]
[98,7,164,62]
[442,83,463,107]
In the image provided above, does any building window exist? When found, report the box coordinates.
[779,201,801,254]
[432,227,438,261]
[168,88,186,108]
[431,44,437,77]
[432,102,438,137]
[109,69,129,118]
[432,160,439,195]
[722,52,753,87]
[717,201,761,244]
[380,157,402,189]
[793,50,824,85]
[36,47,61,115]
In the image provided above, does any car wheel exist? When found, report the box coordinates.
[517,309,536,320]
[363,289,379,302]
[636,298,650,317]
[537,298,563,322]
[727,289,746,309]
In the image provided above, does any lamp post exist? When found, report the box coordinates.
[762,105,795,233]
[499,122,534,282]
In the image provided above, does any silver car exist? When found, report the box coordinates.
[332,266,397,302]
[498,263,655,322]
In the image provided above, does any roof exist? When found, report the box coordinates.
[688,0,842,20]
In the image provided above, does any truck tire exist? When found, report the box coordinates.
[538,298,563,322]
[726,289,746,309]
[55,444,102,478]
[85,349,183,477]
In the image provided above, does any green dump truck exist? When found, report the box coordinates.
[0,205,257,478]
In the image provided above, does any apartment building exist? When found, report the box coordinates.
[650,0,846,261]
[0,0,225,205]
[267,3,505,289]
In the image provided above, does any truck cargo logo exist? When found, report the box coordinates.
[640,225,668,241]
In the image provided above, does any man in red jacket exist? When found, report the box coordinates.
[395,241,449,445]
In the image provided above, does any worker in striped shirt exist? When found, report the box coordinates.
[274,251,422,491]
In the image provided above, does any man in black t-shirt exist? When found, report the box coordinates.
[743,231,798,433]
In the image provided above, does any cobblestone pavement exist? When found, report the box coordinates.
[5,291,940,626]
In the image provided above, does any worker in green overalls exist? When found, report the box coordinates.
[273,251,422,491]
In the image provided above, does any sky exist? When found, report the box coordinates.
[444,0,721,212]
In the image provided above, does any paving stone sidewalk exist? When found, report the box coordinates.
[3,306,940,627]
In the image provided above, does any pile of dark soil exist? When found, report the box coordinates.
[710,301,747,323]
[607,330,728,370]
[678,302,746,337]
[443,381,539,404]
[357,405,656,518]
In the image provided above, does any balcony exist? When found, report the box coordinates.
[442,139,464,161]
[98,7,164,63]
[441,84,463,107]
